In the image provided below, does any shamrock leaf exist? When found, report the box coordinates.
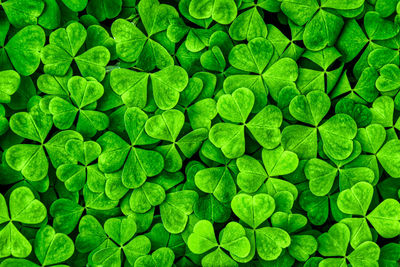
[160,190,198,234]
[111,0,178,71]
[50,198,84,234]
[61,0,88,12]
[188,0,237,25]
[0,70,20,103]
[34,225,75,266]
[87,0,121,21]
[318,222,350,257]
[194,163,237,203]
[92,216,152,265]
[210,88,283,159]
[376,64,400,94]
[377,139,400,178]
[41,22,110,81]
[56,140,103,192]
[0,187,47,258]
[318,223,380,267]
[188,220,251,266]
[337,182,400,247]
[337,181,373,217]
[75,215,107,253]
[49,76,109,137]
[4,25,45,76]
[231,193,275,229]
[366,199,400,238]
[193,140,237,205]
[6,104,53,181]
[225,38,298,108]
[284,90,357,160]
[134,247,175,267]
[129,182,166,213]
[2,0,44,28]
[229,7,267,41]
[97,107,164,188]
[146,109,207,172]
[230,192,291,262]
[110,65,188,110]
[236,146,298,193]
[281,0,363,51]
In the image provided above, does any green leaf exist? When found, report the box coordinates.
[145,109,184,142]
[187,220,218,254]
[61,0,88,12]
[367,199,400,238]
[209,123,245,159]
[281,0,319,26]
[188,0,237,24]
[256,227,291,261]
[318,223,350,257]
[0,222,32,258]
[376,64,400,93]
[229,8,267,41]
[2,0,44,28]
[50,198,84,234]
[319,114,358,161]
[247,105,282,149]
[135,247,175,267]
[220,222,251,258]
[160,190,198,233]
[229,38,272,74]
[151,66,189,110]
[377,139,400,178]
[195,167,236,203]
[288,235,318,262]
[231,193,275,228]
[10,186,47,224]
[34,225,74,266]
[75,215,107,253]
[347,241,380,267]
[289,90,330,126]
[303,10,344,51]
[87,0,122,21]
[5,25,45,76]
[337,182,373,216]
[0,70,20,103]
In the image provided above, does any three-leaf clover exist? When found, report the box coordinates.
[338,182,400,247]
[111,0,179,71]
[281,0,365,51]
[188,0,237,25]
[209,87,283,159]
[0,186,47,258]
[49,76,109,137]
[224,37,298,108]
[282,90,358,160]
[6,105,84,181]
[0,70,19,103]
[110,65,188,110]
[0,24,45,76]
[187,220,251,266]
[98,107,164,189]
[91,216,152,266]
[236,146,298,193]
[317,222,380,266]
[230,193,291,262]
[41,22,110,81]
[56,140,103,192]
[145,109,208,172]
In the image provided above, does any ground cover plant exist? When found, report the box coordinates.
[0,0,400,266]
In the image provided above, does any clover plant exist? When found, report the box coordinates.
[0,0,400,267]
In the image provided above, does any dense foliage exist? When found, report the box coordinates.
[0,0,399,266]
